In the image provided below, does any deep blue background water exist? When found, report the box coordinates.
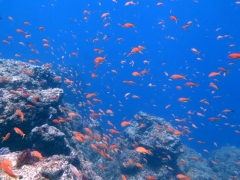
[0,0,240,154]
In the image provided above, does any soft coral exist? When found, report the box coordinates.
[16,148,39,167]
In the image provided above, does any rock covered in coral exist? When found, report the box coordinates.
[0,59,64,152]
[0,59,103,180]
[210,146,240,179]
[0,59,61,90]
[124,111,183,153]
[16,148,40,167]
[0,151,96,180]
[123,111,183,167]
[91,111,183,180]
[27,124,72,156]
[0,147,10,155]
[177,147,217,180]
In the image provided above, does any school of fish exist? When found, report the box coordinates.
[0,0,240,179]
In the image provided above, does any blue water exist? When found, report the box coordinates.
[0,0,240,154]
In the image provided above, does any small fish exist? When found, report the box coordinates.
[178,97,190,102]
[0,161,19,178]
[121,121,131,127]
[32,150,44,160]
[14,127,25,138]
[135,146,152,155]
[208,72,221,77]
[176,174,191,180]
[228,53,240,59]
[109,129,121,134]
[16,109,24,122]
[69,164,81,180]
[170,15,178,23]
[2,133,10,143]
[171,74,186,79]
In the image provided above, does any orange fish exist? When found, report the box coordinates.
[135,147,152,155]
[123,23,135,28]
[106,109,114,116]
[16,109,24,122]
[38,26,44,30]
[208,72,220,77]
[98,163,104,172]
[228,53,240,59]
[132,95,140,99]
[178,97,190,102]
[132,72,141,76]
[218,67,230,73]
[32,150,44,160]
[16,28,27,34]
[2,40,10,44]
[86,93,96,98]
[0,161,19,178]
[71,52,78,57]
[135,163,144,169]
[64,78,73,85]
[209,82,218,90]
[84,127,93,135]
[94,56,106,69]
[107,121,115,127]
[222,109,234,113]
[68,112,81,118]
[14,127,25,138]
[91,73,98,78]
[173,130,183,135]
[2,132,10,143]
[146,175,157,180]
[93,134,101,141]
[121,174,128,180]
[185,82,198,87]
[87,100,93,106]
[90,113,102,118]
[176,86,182,90]
[3,159,12,168]
[208,117,220,121]
[23,21,31,25]
[109,144,119,149]
[123,80,136,85]
[176,174,191,180]
[93,98,102,103]
[191,48,200,54]
[109,129,121,135]
[121,121,131,127]
[171,74,186,79]
[170,15,178,23]
[53,119,61,124]
[75,135,85,143]
[181,21,192,30]
[128,47,144,56]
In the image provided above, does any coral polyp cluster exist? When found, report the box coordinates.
[16,148,39,167]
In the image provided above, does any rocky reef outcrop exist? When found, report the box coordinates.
[0,59,101,180]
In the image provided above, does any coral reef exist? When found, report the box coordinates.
[210,146,240,179]
[27,124,72,156]
[16,148,39,167]
[177,148,217,180]
[0,59,240,179]
[0,147,10,155]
